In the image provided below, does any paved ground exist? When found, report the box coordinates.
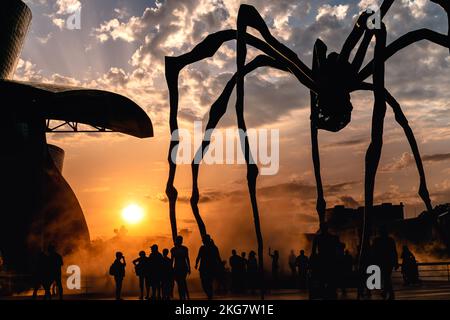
[7,281,450,300]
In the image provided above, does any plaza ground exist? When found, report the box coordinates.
[5,280,450,300]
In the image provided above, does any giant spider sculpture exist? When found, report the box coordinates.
[165,0,449,295]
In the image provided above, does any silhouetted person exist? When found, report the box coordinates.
[343,250,354,291]
[372,226,398,300]
[195,234,221,300]
[241,252,248,272]
[247,251,258,294]
[357,243,373,299]
[288,250,297,279]
[47,244,64,300]
[133,251,149,300]
[240,252,248,292]
[109,252,126,300]
[171,235,191,300]
[229,249,241,293]
[295,250,309,289]
[268,248,279,289]
[308,253,320,299]
[336,242,347,296]
[148,244,164,300]
[311,223,340,299]
[32,250,51,300]
[161,248,174,300]
[216,260,228,295]
[401,245,419,286]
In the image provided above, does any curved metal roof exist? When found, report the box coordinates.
[1,80,153,138]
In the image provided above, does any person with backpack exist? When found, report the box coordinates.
[110,252,126,300]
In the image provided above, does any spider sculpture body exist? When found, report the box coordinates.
[165,0,449,297]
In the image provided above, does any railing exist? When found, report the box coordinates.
[393,262,450,282]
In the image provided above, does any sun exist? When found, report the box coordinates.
[122,204,145,224]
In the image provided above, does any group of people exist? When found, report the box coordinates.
[109,234,222,300]
[109,235,191,300]
[228,250,258,293]
[308,223,419,300]
[307,223,359,299]
[32,244,64,300]
[108,224,419,300]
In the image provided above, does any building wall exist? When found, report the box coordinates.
[0,1,90,274]
[0,0,32,79]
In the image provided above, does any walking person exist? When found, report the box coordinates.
[195,235,221,300]
[32,250,51,300]
[372,226,399,300]
[47,244,64,300]
[109,252,126,300]
[311,223,340,299]
[171,236,191,300]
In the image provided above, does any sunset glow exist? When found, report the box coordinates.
[121,204,145,224]
[18,0,450,244]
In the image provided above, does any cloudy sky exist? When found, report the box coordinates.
[17,0,450,253]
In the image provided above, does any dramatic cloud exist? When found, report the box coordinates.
[16,0,450,240]
[55,0,81,14]
[382,152,450,172]
[316,4,350,21]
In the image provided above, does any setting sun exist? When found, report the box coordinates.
[122,204,145,224]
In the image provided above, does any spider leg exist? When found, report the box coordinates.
[358,0,449,82]
[339,12,371,63]
[310,123,326,224]
[360,24,387,268]
[384,91,433,212]
[236,5,264,299]
[235,4,293,299]
[311,39,328,224]
[235,5,316,91]
[352,31,374,72]
[165,27,312,242]
[190,55,289,239]
[234,7,327,298]
[356,82,434,213]
[340,0,394,64]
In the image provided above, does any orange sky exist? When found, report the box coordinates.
[18,0,450,252]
